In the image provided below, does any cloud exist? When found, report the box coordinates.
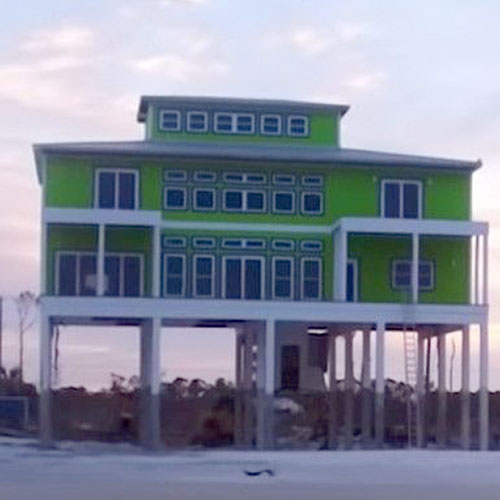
[20,26,95,53]
[342,71,387,90]
[158,0,208,6]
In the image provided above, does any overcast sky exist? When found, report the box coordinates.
[0,0,499,390]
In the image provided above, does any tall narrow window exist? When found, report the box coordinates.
[281,345,300,391]
[57,254,77,295]
[272,257,294,299]
[223,256,264,299]
[96,170,138,210]
[79,255,97,296]
[301,257,322,300]
[164,255,185,297]
[56,253,98,297]
[346,259,358,302]
[193,255,215,297]
[382,180,422,218]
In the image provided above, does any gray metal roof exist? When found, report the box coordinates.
[137,95,350,122]
[34,140,480,182]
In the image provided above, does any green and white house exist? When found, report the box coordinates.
[34,96,489,449]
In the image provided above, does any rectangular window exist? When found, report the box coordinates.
[245,239,265,249]
[164,169,187,182]
[261,114,282,135]
[193,188,216,211]
[281,345,300,391]
[246,190,265,212]
[56,252,97,297]
[287,115,309,137]
[222,239,244,249]
[193,255,215,297]
[236,114,255,133]
[381,180,422,219]
[301,257,322,300]
[104,254,143,297]
[272,257,294,299]
[159,110,181,131]
[187,111,208,132]
[301,192,323,215]
[214,113,233,132]
[57,254,77,295]
[392,260,434,291]
[79,254,97,296]
[164,254,186,297]
[223,256,265,300]
[346,259,358,302]
[164,187,187,210]
[193,237,216,249]
[163,236,187,248]
[300,240,323,252]
[301,175,323,187]
[223,190,266,212]
[223,172,266,184]
[194,170,217,183]
[273,191,295,214]
[273,174,295,186]
[214,113,255,134]
[272,239,295,251]
[96,169,138,210]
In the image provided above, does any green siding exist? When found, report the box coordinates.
[149,111,339,146]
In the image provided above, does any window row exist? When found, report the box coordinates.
[163,169,323,187]
[159,110,309,137]
[392,260,434,290]
[164,187,323,214]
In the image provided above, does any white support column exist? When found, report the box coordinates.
[39,312,53,447]
[416,332,425,448]
[412,232,419,304]
[361,329,372,445]
[256,321,273,450]
[437,333,447,447]
[243,326,254,447]
[40,221,47,295]
[479,320,489,450]
[234,331,244,447]
[461,325,471,450]
[265,319,276,396]
[375,322,385,446]
[483,232,488,306]
[97,223,105,296]
[334,229,348,301]
[475,235,480,305]
[344,331,354,449]
[327,333,337,449]
[139,317,161,449]
[152,225,161,298]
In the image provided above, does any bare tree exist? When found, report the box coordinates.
[14,291,38,386]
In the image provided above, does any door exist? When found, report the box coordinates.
[223,256,264,299]
[346,259,358,302]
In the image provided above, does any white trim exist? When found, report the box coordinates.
[163,236,187,248]
[94,168,139,210]
[301,175,323,187]
[186,111,208,133]
[272,173,296,186]
[271,256,294,300]
[260,114,282,136]
[163,253,186,297]
[192,254,215,298]
[163,186,187,210]
[380,179,422,219]
[193,170,217,183]
[223,172,266,184]
[300,256,322,300]
[272,190,295,214]
[163,169,187,182]
[193,187,216,211]
[301,191,323,215]
[158,109,181,132]
[192,237,216,249]
[300,240,323,252]
[271,239,295,251]
[222,255,266,300]
[287,115,309,137]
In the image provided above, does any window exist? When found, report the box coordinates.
[260,114,282,135]
[273,191,295,214]
[287,115,309,137]
[164,169,187,182]
[221,239,266,249]
[301,175,323,187]
[193,237,216,249]
[193,255,215,297]
[281,345,300,391]
[381,180,422,219]
[163,236,187,248]
[300,240,323,252]
[223,190,266,212]
[164,187,187,210]
[193,188,216,211]
[346,259,358,302]
[301,257,322,300]
[194,170,217,183]
[222,239,244,249]
[223,172,266,184]
[223,256,265,299]
[301,192,323,215]
[105,254,143,297]
[392,260,434,291]
[273,174,295,186]
[272,239,295,251]
[164,254,186,297]
[214,113,255,134]
[96,169,138,210]
[187,111,208,132]
[272,257,294,299]
[56,252,97,296]
[245,239,266,249]
[159,110,181,131]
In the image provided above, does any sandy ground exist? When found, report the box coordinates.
[2,438,500,499]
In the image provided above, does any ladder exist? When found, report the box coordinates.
[403,327,418,447]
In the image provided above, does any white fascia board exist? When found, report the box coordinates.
[44,207,161,226]
[337,217,488,237]
[40,296,487,326]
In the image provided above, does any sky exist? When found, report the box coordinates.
[0,0,499,390]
